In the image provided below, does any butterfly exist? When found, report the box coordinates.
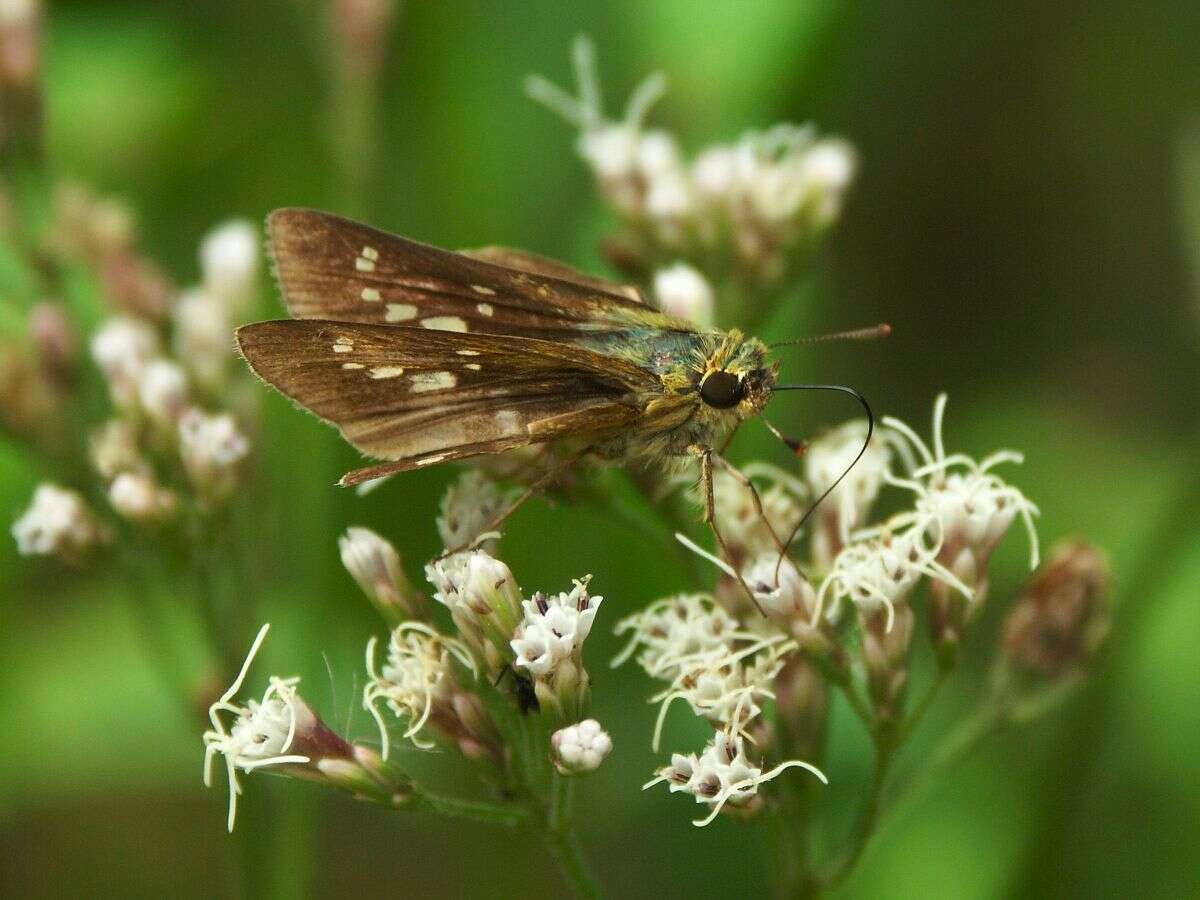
[237,209,884,597]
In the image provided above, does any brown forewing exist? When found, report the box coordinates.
[236,319,645,474]
[267,209,671,340]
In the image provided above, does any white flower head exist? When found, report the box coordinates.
[654,262,715,328]
[363,622,476,757]
[742,553,816,623]
[90,317,160,410]
[108,472,177,523]
[173,288,231,389]
[645,717,826,826]
[436,469,506,553]
[137,358,190,425]
[552,719,612,774]
[613,593,752,678]
[708,462,806,563]
[12,483,108,561]
[203,625,313,832]
[89,418,146,480]
[884,394,1040,593]
[178,407,251,502]
[648,636,794,751]
[200,219,260,316]
[806,419,891,541]
[511,576,602,678]
[816,514,970,632]
[425,549,523,675]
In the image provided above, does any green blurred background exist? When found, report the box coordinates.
[3,1,1199,897]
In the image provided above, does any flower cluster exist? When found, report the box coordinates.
[528,38,856,299]
[627,395,1042,822]
[511,577,603,720]
[8,194,260,564]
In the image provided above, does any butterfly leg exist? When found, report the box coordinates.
[707,452,787,557]
[438,443,595,558]
[697,447,766,616]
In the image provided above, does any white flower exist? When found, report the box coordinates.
[741,554,816,622]
[363,622,476,757]
[709,462,806,563]
[805,419,893,566]
[692,145,739,200]
[11,483,107,561]
[552,719,612,774]
[645,725,826,827]
[173,288,231,389]
[137,358,189,425]
[511,577,602,678]
[436,469,506,553]
[613,593,752,677]
[816,516,969,632]
[203,624,312,832]
[90,317,159,410]
[884,394,1040,596]
[178,407,251,501]
[89,419,146,480]
[108,472,177,522]
[799,139,857,227]
[654,262,715,328]
[648,636,793,751]
[200,219,260,315]
[425,549,523,675]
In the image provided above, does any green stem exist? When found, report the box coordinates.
[821,735,895,891]
[546,773,602,899]
[412,791,530,828]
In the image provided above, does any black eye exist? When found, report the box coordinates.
[699,370,745,409]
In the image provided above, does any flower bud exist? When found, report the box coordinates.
[90,317,159,411]
[200,219,260,316]
[11,482,109,563]
[137,358,190,426]
[860,603,914,721]
[177,407,251,505]
[172,288,231,390]
[108,472,177,523]
[339,526,424,624]
[436,469,505,553]
[89,419,146,479]
[1002,540,1111,676]
[552,719,612,774]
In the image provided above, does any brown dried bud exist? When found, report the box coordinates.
[1002,540,1111,676]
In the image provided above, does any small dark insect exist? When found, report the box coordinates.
[237,209,886,601]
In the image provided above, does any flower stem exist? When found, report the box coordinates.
[546,772,603,899]
[827,735,894,890]
[412,790,530,828]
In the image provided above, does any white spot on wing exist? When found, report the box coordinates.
[476,302,495,317]
[416,454,448,467]
[456,349,480,356]
[369,366,406,379]
[355,257,376,272]
[386,303,418,322]
[361,246,379,261]
[361,288,381,302]
[410,371,456,392]
[471,284,496,295]
[465,363,482,371]
[342,362,364,370]
[332,336,354,353]
[421,316,468,333]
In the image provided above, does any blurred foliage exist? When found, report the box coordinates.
[2,0,1199,897]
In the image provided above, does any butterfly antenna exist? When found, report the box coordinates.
[768,323,891,350]
[770,384,875,581]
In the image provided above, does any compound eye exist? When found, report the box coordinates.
[699,370,745,409]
